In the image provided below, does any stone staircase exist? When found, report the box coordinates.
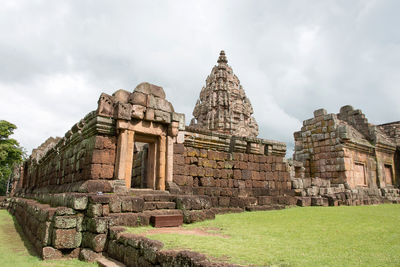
[129,189,176,211]
[143,194,176,211]
[129,188,177,211]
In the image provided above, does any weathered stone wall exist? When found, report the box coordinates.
[171,127,293,208]
[8,198,83,259]
[377,122,400,186]
[7,191,254,261]
[106,226,239,267]
[19,112,117,194]
[376,149,396,187]
[294,108,349,182]
[342,148,377,188]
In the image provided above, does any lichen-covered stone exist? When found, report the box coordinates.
[52,228,82,249]
[79,248,102,262]
[54,215,77,229]
[42,246,63,260]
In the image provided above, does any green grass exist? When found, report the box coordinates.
[0,210,95,267]
[128,205,400,267]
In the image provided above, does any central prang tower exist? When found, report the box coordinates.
[190,50,259,137]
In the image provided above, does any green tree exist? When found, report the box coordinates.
[0,120,24,195]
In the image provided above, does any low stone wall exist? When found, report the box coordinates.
[8,198,83,259]
[106,226,240,267]
[6,192,232,260]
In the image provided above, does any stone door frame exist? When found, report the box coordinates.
[114,119,174,190]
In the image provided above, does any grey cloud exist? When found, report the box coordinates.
[0,0,399,157]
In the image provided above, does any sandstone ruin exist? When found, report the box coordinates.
[292,106,399,206]
[3,51,400,266]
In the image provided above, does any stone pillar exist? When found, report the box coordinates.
[166,136,174,183]
[157,135,166,190]
[115,128,135,188]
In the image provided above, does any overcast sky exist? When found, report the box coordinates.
[1,0,399,157]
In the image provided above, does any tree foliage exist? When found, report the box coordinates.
[0,120,24,195]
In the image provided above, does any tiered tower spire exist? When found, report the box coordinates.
[190,51,259,137]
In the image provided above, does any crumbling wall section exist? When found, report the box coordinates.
[294,108,350,183]
[20,112,117,194]
[293,107,397,189]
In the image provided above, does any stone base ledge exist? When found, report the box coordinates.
[107,226,243,267]
[15,179,116,195]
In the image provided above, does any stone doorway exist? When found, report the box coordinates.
[115,120,175,191]
[130,135,158,189]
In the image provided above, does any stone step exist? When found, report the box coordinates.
[150,214,184,228]
[142,194,176,202]
[143,209,183,216]
[109,209,183,227]
[245,204,285,212]
[144,201,176,211]
[97,256,126,267]
[129,188,170,196]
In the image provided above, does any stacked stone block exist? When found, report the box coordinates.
[172,128,293,208]
[106,226,239,267]
[8,198,84,259]
[294,108,383,185]
[294,108,350,183]
[20,112,117,193]
[8,192,186,260]
[379,121,400,146]
[292,105,400,205]
[97,82,185,130]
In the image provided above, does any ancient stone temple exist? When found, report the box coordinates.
[4,52,400,265]
[190,51,259,137]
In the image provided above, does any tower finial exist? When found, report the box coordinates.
[217,50,228,64]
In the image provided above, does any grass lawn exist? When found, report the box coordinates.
[128,204,400,267]
[0,210,95,267]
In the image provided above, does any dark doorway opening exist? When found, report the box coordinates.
[130,134,158,189]
[131,142,149,188]
[395,148,400,187]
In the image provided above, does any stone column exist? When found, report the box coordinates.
[157,135,166,190]
[166,136,174,183]
[115,128,135,188]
